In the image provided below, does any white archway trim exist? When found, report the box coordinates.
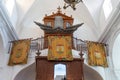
[110,29,120,80]
[101,20,120,80]
[99,2,120,42]
[103,0,113,19]
[12,57,35,80]
[97,2,120,79]
[0,34,4,68]
[0,3,18,40]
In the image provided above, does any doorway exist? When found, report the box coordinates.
[54,64,66,80]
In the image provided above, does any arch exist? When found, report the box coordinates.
[106,24,120,80]
[0,33,4,66]
[0,17,6,50]
[83,64,103,80]
[108,28,120,61]
[0,17,9,49]
[112,32,120,79]
[13,62,103,80]
[0,33,4,53]
[112,33,120,68]
[14,63,36,80]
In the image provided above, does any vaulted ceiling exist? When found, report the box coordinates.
[4,0,118,41]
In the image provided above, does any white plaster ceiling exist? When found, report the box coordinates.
[5,0,105,40]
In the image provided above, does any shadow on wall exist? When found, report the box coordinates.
[0,34,4,52]
[0,34,4,67]
[14,63,36,80]
[14,63,103,80]
[83,64,103,80]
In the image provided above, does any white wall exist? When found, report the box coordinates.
[74,24,97,41]
[4,0,18,28]
[18,23,44,39]
[112,33,120,80]
[1,0,120,80]
[98,1,120,79]
[0,17,13,80]
[99,0,120,40]
[107,23,120,80]
[0,2,19,80]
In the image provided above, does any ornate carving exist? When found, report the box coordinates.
[34,21,83,34]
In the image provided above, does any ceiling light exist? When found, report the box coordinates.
[63,0,83,10]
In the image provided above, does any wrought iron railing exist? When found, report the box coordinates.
[30,36,87,52]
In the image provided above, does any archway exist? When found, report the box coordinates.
[0,34,4,52]
[0,34,4,66]
[112,33,120,79]
[0,33,5,79]
[14,63,36,80]
[14,57,103,80]
[83,64,103,80]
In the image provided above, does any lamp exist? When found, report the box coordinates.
[63,0,83,10]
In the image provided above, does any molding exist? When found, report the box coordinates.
[0,3,18,40]
[98,2,120,43]
[98,3,120,80]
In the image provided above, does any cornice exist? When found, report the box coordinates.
[0,4,19,40]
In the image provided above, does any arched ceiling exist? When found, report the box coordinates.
[4,0,105,41]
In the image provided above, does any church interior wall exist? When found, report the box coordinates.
[99,0,120,40]
[0,0,120,80]
[99,5,120,79]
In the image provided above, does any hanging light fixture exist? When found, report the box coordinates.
[63,0,83,10]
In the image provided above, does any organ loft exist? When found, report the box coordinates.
[34,7,84,80]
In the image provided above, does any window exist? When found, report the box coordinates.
[103,0,113,19]
[66,22,71,28]
[54,16,63,28]
[46,22,51,26]
[54,64,66,80]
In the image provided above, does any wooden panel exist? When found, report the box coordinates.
[36,57,54,80]
[67,61,83,80]
[36,56,84,80]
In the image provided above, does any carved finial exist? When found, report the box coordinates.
[36,50,41,56]
[79,45,84,59]
[57,6,61,13]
